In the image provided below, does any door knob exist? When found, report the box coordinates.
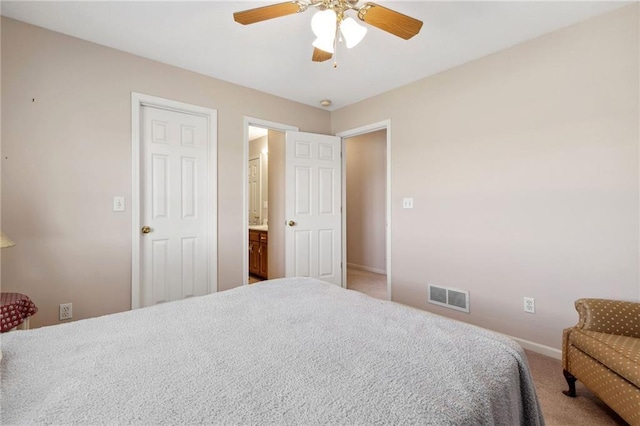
[288,220,296,227]
[141,225,152,234]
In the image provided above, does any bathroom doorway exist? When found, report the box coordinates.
[243,118,298,286]
[248,127,269,283]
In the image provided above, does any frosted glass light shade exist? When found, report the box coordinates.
[311,10,336,38]
[313,36,335,54]
[311,10,337,53]
[340,17,367,48]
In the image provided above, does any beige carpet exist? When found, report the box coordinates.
[525,350,627,425]
[346,267,387,300]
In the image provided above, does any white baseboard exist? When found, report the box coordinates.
[507,335,562,360]
[347,263,386,275]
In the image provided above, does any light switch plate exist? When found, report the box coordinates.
[113,196,125,212]
[402,197,414,209]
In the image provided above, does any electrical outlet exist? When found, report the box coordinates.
[59,303,73,321]
[523,297,535,314]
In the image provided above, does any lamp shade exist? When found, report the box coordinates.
[311,10,336,53]
[312,36,335,54]
[311,9,336,38]
[340,17,367,48]
[1,232,16,248]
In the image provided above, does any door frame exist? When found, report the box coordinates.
[242,117,298,286]
[131,92,218,309]
[337,120,392,300]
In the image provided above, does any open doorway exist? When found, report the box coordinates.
[247,126,269,284]
[244,118,387,292]
[243,118,298,286]
[343,129,387,299]
[339,121,391,300]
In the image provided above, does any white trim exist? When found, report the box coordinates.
[508,335,562,360]
[337,120,392,300]
[242,117,298,286]
[346,263,386,276]
[131,92,218,309]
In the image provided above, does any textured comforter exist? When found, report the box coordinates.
[1,277,544,425]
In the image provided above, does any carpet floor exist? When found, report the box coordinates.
[525,350,627,425]
[346,267,387,300]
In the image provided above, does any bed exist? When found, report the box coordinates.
[1,277,543,425]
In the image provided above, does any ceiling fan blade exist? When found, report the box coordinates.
[234,2,302,25]
[312,47,332,62]
[358,3,423,40]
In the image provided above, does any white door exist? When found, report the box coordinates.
[285,131,342,286]
[248,158,261,225]
[139,106,211,307]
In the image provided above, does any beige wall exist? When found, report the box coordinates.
[332,4,640,351]
[0,16,3,283]
[0,17,330,327]
[345,130,386,273]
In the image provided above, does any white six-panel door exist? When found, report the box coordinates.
[285,131,342,286]
[140,106,210,307]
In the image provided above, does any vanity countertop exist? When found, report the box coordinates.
[248,225,268,232]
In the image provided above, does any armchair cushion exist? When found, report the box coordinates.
[569,328,640,387]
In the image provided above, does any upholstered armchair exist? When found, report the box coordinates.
[562,298,640,425]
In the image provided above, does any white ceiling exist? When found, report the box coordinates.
[1,1,629,111]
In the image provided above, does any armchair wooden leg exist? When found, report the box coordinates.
[562,369,577,397]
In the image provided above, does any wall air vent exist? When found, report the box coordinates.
[428,284,470,313]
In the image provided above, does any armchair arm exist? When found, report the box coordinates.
[573,298,640,338]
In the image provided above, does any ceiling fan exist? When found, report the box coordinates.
[233,0,423,65]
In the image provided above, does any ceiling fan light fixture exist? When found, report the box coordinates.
[312,36,335,54]
[311,9,337,54]
[234,1,423,64]
[340,17,367,48]
[311,9,336,38]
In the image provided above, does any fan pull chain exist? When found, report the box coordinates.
[333,21,340,68]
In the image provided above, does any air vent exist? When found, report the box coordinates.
[428,284,469,313]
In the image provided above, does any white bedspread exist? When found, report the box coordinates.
[1,277,544,425]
